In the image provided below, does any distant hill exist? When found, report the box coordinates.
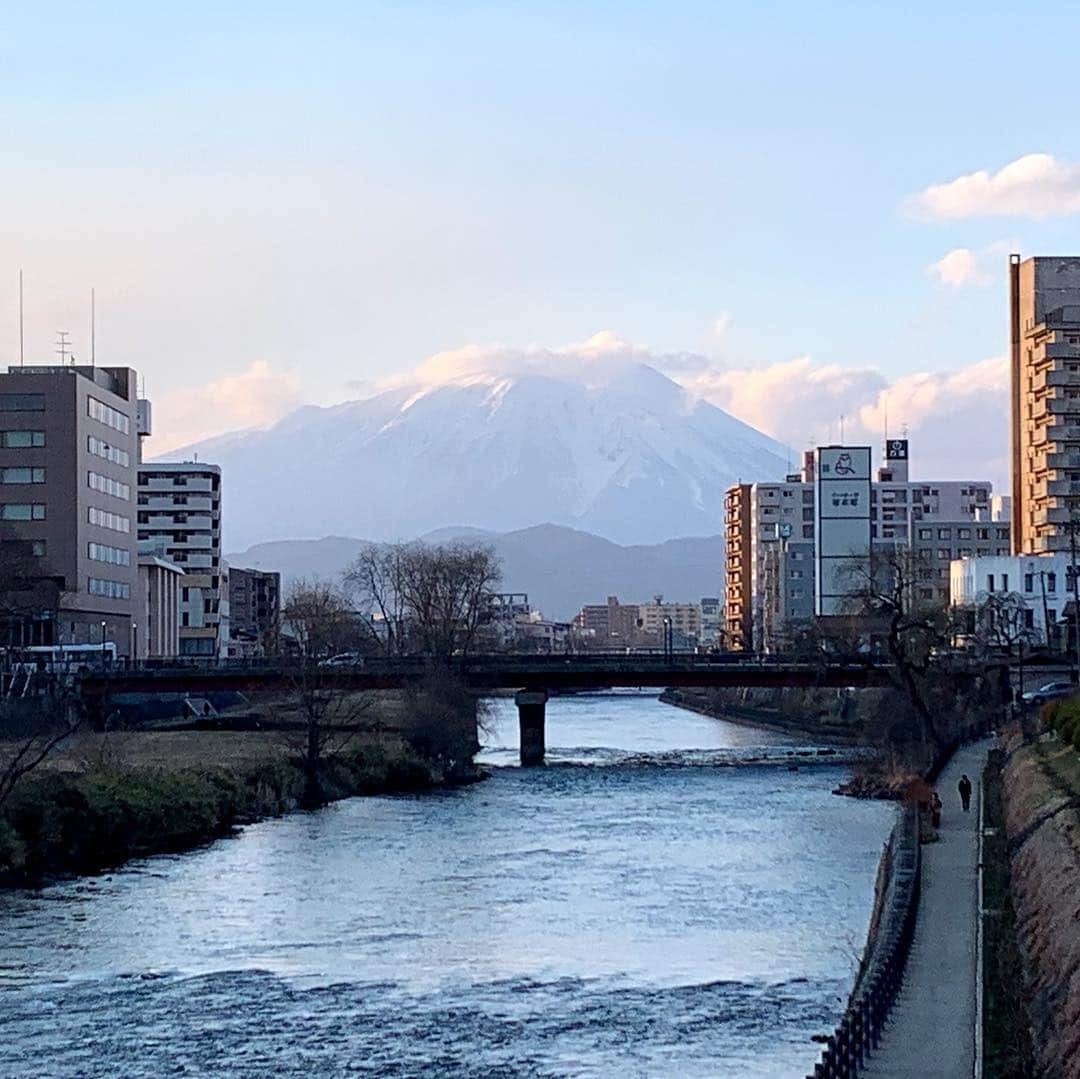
[227,523,723,622]
[167,351,786,549]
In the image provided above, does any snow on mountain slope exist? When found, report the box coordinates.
[163,355,788,549]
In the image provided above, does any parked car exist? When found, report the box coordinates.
[1020,680,1075,707]
[318,652,364,668]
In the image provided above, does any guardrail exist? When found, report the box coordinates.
[806,804,921,1078]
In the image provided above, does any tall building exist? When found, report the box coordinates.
[723,439,1005,649]
[0,364,149,655]
[1010,254,1080,555]
[227,566,281,656]
[137,462,228,657]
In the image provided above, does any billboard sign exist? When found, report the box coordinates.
[814,446,871,616]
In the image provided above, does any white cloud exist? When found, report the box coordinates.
[679,353,1008,490]
[148,361,305,455]
[913,153,1080,219]
[927,247,990,287]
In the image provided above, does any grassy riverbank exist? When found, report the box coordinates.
[0,730,476,886]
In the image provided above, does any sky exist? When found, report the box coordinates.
[4,2,1080,488]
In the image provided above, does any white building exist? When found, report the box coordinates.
[950,552,1073,646]
[135,550,185,659]
[137,462,229,657]
[725,438,1005,649]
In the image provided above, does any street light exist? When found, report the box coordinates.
[101,620,107,667]
[132,620,138,667]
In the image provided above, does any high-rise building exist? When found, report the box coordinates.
[0,364,149,655]
[137,462,228,657]
[227,566,280,656]
[1009,254,1080,556]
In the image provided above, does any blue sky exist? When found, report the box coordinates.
[2,1,1078,475]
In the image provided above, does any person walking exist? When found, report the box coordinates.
[931,792,943,830]
[958,774,972,813]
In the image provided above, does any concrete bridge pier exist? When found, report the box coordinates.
[515,690,548,766]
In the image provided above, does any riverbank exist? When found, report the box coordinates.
[0,730,479,887]
[660,686,873,744]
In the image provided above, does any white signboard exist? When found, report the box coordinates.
[814,446,872,617]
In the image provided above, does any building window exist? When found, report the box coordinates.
[88,471,131,501]
[88,577,130,600]
[87,396,130,434]
[1024,573,1034,592]
[918,528,932,540]
[938,529,951,540]
[987,574,995,592]
[0,394,45,412]
[0,502,45,520]
[0,538,45,557]
[0,467,45,484]
[1002,573,1009,591]
[88,436,130,467]
[958,528,971,539]
[88,506,130,533]
[1048,572,1057,593]
[0,430,45,448]
[88,542,131,567]
[938,548,951,560]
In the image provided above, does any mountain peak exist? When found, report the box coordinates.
[162,355,787,549]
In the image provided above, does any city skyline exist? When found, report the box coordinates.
[6,3,1080,479]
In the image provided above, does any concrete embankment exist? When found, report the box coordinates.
[661,685,887,744]
[999,732,1080,1078]
[0,730,478,887]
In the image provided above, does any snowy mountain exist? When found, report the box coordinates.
[165,354,788,549]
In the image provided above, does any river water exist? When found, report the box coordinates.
[0,693,892,1078]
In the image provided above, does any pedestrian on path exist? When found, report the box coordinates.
[931,792,942,829]
[958,774,972,812]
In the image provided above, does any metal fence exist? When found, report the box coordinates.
[806,804,921,1078]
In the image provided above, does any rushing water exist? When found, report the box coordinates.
[0,693,892,1078]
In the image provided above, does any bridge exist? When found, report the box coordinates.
[78,653,902,764]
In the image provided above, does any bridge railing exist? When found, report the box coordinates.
[806,803,921,1079]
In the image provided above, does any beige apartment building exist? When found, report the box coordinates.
[0,364,149,656]
[137,462,228,657]
[1010,254,1080,555]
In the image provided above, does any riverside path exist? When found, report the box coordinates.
[862,739,990,1078]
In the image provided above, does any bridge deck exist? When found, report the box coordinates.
[78,655,902,697]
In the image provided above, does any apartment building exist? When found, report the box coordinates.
[723,439,1006,650]
[0,364,149,655]
[573,595,702,649]
[1009,255,1080,555]
[951,551,1072,648]
[136,550,185,659]
[137,462,228,657]
[227,566,280,656]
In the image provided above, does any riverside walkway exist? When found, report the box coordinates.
[862,739,990,1078]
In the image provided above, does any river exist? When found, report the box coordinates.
[0,692,892,1078]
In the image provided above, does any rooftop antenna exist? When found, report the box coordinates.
[55,330,72,366]
[883,395,889,442]
[90,288,96,367]
[839,413,845,443]
[18,270,24,367]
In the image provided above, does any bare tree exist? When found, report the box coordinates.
[281,578,360,659]
[0,690,81,812]
[275,580,373,805]
[344,540,502,659]
[840,544,955,750]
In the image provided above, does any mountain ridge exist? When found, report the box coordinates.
[227,523,724,622]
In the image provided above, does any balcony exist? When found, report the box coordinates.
[1032,367,1080,392]
[1045,450,1080,469]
